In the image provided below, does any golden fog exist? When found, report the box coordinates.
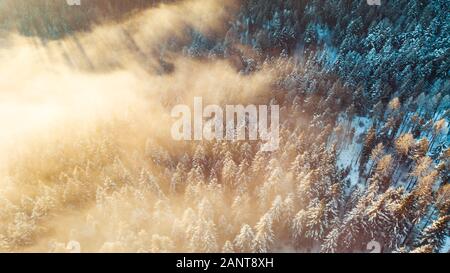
[0,0,300,252]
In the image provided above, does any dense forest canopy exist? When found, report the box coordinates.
[0,0,448,253]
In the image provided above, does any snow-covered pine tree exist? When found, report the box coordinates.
[415,215,449,253]
[252,213,274,253]
[234,224,255,253]
[395,133,414,160]
[368,143,385,175]
[321,227,341,253]
[222,240,235,253]
[360,126,377,175]
[305,199,329,241]
[410,244,433,253]
[222,151,237,187]
[367,154,393,195]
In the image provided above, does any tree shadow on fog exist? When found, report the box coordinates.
[2,0,182,74]
[0,0,179,40]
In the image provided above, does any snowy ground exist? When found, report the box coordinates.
[337,116,372,189]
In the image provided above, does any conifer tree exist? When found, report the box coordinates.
[234,224,255,253]
[360,126,377,175]
[252,213,274,253]
[222,240,235,253]
[321,227,340,253]
[415,215,449,253]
